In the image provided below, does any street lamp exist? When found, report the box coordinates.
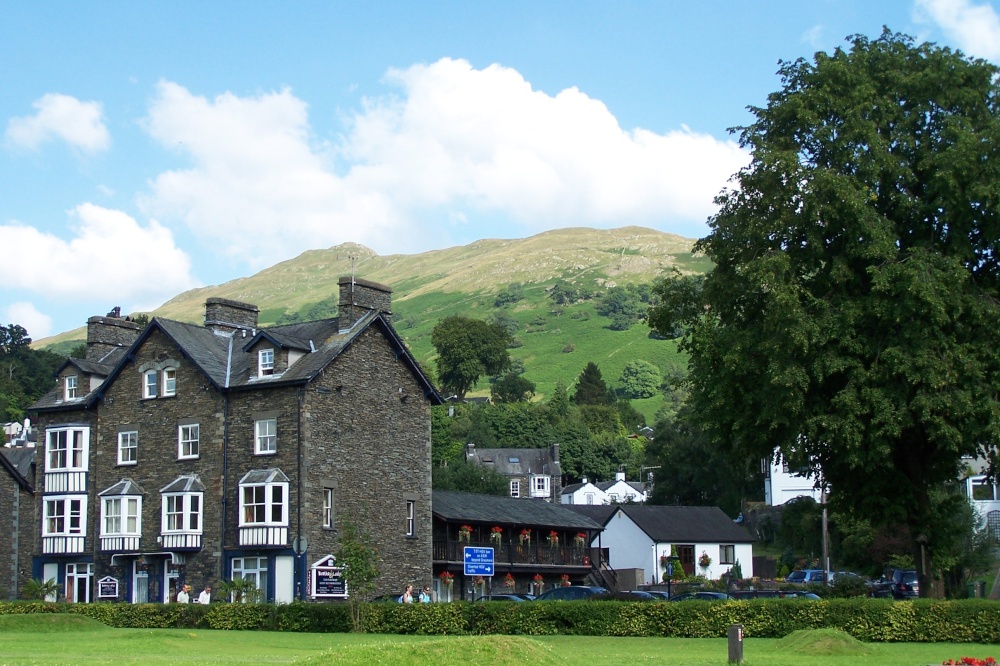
[665,555,680,598]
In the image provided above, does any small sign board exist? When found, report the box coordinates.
[97,576,119,599]
[463,546,494,576]
[309,554,347,599]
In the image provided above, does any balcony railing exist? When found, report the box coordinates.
[239,526,288,547]
[433,539,596,567]
[43,535,86,554]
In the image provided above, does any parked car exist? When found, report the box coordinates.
[782,591,822,600]
[595,590,658,601]
[474,594,529,602]
[785,569,827,584]
[668,591,733,602]
[534,585,608,601]
[729,589,783,600]
[644,590,672,600]
[868,569,919,599]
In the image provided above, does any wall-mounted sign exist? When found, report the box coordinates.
[97,576,119,599]
[309,555,347,599]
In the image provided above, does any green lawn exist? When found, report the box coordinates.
[0,616,995,666]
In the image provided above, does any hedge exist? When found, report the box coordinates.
[2,599,999,642]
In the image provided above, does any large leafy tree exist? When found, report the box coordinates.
[0,324,63,422]
[650,31,1000,597]
[431,316,511,400]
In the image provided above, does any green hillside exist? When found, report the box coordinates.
[38,226,705,422]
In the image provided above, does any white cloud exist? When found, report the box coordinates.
[915,0,1000,61]
[140,61,746,264]
[801,25,825,49]
[2,302,52,339]
[0,204,198,304]
[5,93,110,152]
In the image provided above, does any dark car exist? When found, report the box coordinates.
[475,594,528,602]
[890,569,919,599]
[591,590,658,601]
[534,585,608,601]
[729,589,783,600]
[786,569,827,584]
[668,591,732,602]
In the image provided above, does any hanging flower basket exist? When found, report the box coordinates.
[660,554,670,566]
[560,574,571,587]
[503,573,515,589]
[490,526,503,545]
[473,576,485,586]
[458,525,472,542]
[533,573,544,593]
[574,532,587,548]
[519,529,531,546]
[547,530,560,547]
[699,551,712,568]
[438,571,454,587]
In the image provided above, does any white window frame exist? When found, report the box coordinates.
[143,370,158,398]
[530,474,551,498]
[46,427,89,472]
[101,496,142,537]
[255,418,277,455]
[161,493,203,534]
[43,495,87,536]
[720,544,736,565]
[239,481,288,527]
[405,499,415,536]
[258,348,274,377]
[162,368,176,397]
[118,431,138,466]
[231,557,268,602]
[178,424,200,460]
[322,488,334,528]
[65,375,78,400]
[510,480,520,498]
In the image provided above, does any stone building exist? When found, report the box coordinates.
[465,442,562,503]
[1,445,36,599]
[28,277,440,603]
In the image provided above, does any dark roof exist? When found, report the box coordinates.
[0,447,35,491]
[432,491,602,531]
[467,446,559,476]
[30,310,442,410]
[562,504,617,525]
[595,480,645,494]
[99,478,145,496]
[612,505,754,544]
[160,475,205,493]
[30,349,129,412]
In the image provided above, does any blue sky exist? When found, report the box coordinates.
[3,1,999,339]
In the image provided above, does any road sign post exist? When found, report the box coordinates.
[463,546,495,577]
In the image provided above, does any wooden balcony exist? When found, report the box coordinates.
[433,539,597,568]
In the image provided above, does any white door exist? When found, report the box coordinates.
[274,556,294,604]
[66,562,93,603]
[42,563,59,602]
[164,562,179,603]
[133,560,149,604]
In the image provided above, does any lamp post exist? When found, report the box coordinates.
[666,555,680,599]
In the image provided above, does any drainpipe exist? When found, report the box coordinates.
[296,386,304,600]
[221,393,229,583]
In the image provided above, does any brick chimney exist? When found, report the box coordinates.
[338,276,392,330]
[86,315,142,362]
[204,298,259,334]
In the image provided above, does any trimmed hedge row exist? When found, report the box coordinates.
[3,598,1000,642]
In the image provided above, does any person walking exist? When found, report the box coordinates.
[176,584,191,603]
[399,584,414,603]
[197,585,212,604]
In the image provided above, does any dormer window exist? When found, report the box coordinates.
[162,368,176,397]
[258,349,274,377]
[65,375,78,400]
[143,370,157,399]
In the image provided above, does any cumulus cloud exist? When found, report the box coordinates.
[0,204,198,303]
[140,60,746,264]
[2,302,52,340]
[5,93,111,152]
[915,0,1000,61]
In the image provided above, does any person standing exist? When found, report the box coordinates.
[176,584,191,603]
[197,585,212,604]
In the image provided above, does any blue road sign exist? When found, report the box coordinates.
[463,546,495,576]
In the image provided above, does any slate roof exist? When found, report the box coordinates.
[160,475,205,493]
[561,504,617,526]
[586,505,755,543]
[432,491,602,531]
[99,478,145,496]
[467,447,559,476]
[0,447,35,491]
[29,310,442,412]
[595,480,645,494]
[30,348,129,411]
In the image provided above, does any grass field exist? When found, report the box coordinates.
[1,615,995,666]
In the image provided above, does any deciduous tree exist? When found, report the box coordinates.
[431,316,511,400]
[649,31,1000,597]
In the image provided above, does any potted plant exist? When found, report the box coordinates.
[519,529,531,546]
[547,530,560,547]
[458,524,472,542]
[699,550,712,568]
[560,573,571,587]
[503,573,515,589]
[490,526,503,546]
[532,573,544,593]
[438,571,454,588]
[574,532,587,548]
